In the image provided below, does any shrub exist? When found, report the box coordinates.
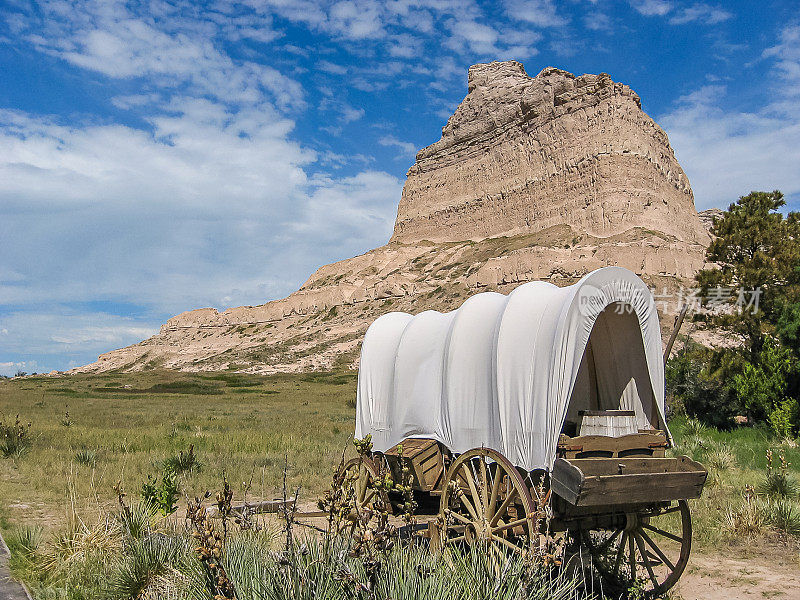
[758,449,799,498]
[704,443,737,484]
[6,526,42,561]
[116,500,156,541]
[0,414,32,458]
[141,468,180,516]
[105,534,199,599]
[733,339,799,438]
[763,498,800,536]
[666,342,742,429]
[74,448,98,467]
[163,444,201,475]
[721,491,766,537]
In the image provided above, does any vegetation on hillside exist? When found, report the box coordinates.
[668,190,800,438]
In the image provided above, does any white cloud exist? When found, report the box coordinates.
[0,310,160,373]
[660,86,800,210]
[0,0,407,373]
[19,0,304,112]
[668,4,732,26]
[504,0,567,28]
[629,0,673,17]
[657,24,800,211]
[0,361,39,377]
[294,171,402,248]
[763,25,800,98]
[445,19,500,55]
[378,135,418,158]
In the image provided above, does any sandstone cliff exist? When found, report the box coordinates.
[75,61,710,375]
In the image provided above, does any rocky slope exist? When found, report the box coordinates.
[76,61,710,375]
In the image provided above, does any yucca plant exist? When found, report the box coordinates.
[6,525,42,573]
[763,498,800,536]
[74,448,98,467]
[0,414,32,458]
[116,500,157,541]
[759,448,799,499]
[164,444,201,475]
[105,534,204,600]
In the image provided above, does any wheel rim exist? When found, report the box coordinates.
[340,457,385,519]
[579,500,692,596]
[438,448,537,559]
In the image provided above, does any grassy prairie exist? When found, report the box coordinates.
[0,370,356,530]
[1,371,799,551]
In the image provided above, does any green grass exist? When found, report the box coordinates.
[2,372,800,599]
[0,370,356,532]
[667,415,800,543]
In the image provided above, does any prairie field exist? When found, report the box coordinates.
[1,371,799,599]
[0,370,356,530]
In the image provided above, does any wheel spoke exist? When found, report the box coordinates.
[449,535,465,543]
[490,542,505,569]
[492,517,528,535]
[628,532,636,580]
[657,505,682,516]
[461,464,483,516]
[596,528,622,554]
[479,457,489,512]
[488,469,502,519]
[634,532,659,589]
[641,523,683,544]
[448,510,473,526]
[613,531,627,576]
[489,486,518,527]
[459,493,481,522]
[639,529,675,571]
[492,533,524,554]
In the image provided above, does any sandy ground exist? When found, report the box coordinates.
[674,548,800,599]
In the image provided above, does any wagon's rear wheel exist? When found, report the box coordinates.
[437,448,538,560]
[577,500,692,597]
[339,457,389,526]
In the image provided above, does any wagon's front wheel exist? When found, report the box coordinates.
[437,448,538,559]
[339,456,389,526]
[577,500,692,598]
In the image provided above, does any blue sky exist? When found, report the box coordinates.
[1,0,798,376]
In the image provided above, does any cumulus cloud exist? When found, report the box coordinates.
[668,4,732,26]
[504,0,567,28]
[660,57,800,210]
[0,0,405,372]
[629,0,673,17]
[378,135,418,159]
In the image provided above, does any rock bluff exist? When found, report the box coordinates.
[393,62,706,245]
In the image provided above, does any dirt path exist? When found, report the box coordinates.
[674,550,800,599]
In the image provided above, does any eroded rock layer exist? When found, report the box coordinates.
[75,62,710,375]
[393,62,707,246]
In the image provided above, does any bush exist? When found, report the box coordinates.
[163,444,201,475]
[141,468,180,516]
[74,448,98,466]
[763,498,800,536]
[758,449,799,498]
[666,342,742,428]
[733,339,799,437]
[0,414,32,458]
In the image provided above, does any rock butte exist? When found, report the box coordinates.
[75,61,712,375]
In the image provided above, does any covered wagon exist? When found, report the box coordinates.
[349,266,707,596]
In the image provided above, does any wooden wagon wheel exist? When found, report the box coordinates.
[577,500,692,597]
[339,456,389,526]
[437,447,538,560]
